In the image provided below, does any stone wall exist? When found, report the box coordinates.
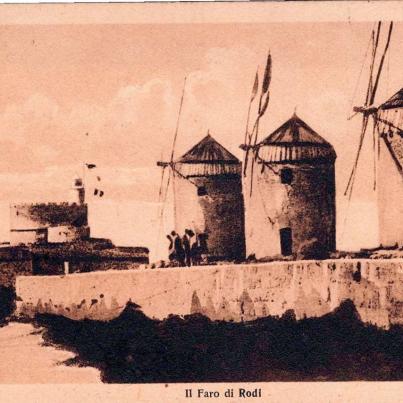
[0,261,33,288]
[47,225,90,243]
[15,259,403,328]
[10,203,89,245]
[10,203,88,229]
[0,247,33,288]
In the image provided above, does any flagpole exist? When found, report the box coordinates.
[82,130,89,204]
[82,162,86,204]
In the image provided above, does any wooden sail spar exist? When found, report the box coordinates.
[345,21,394,198]
[158,76,188,200]
[155,77,188,254]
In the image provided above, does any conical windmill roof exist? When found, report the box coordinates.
[379,88,403,110]
[175,134,241,177]
[260,113,332,146]
[177,134,240,164]
[257,114,336,163]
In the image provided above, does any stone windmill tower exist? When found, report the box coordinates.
[376,88,403,247]
[158,133,246,262]
[242,114,336,259]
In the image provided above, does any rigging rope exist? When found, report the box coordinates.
[344,113,370,198]
[366,23,381,106]
[345,22,393,199]
[169,77,187,164]
[345,25,378,196]
[156,77,188,260]
[255,169,276,226]
[249,94,264,197]
[158,166,166,204]
[342,21,394,245]
[370,22,393,106]
[372,119,377,190]
[386,31,391,101]
[348,22,374,117]
[156,167,170,260]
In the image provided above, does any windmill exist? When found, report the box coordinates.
[344,21,394,199]
[156,77,246,262]
[345,21,403,248]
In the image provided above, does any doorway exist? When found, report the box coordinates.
[280,227,292,256]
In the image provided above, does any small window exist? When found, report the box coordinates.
[280,168,293,184]
[197,186,207,196]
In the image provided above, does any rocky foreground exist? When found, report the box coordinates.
[32,300,403,383]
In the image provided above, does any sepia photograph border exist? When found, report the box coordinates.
[0,1,402,402]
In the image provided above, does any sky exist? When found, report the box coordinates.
[0,22,401,259]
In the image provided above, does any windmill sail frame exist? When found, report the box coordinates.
[345,21,394,198]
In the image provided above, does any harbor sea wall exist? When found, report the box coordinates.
[15,259,403,328]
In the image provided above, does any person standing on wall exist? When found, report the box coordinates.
[198,232,209,264]
[174,231,185,267]
[191,233,202,266]
[167,231,177,265]
[183,229,195,267]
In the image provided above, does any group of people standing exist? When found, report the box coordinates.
[167,229,208,267]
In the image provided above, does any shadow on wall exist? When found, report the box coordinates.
[34,299,403,383]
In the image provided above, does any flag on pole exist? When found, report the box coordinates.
[94,188,105,197]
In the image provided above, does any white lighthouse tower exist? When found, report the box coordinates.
[70,176,85,205]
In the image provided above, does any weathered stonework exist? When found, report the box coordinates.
[242,114,336,259]
[0,247,33,288]
[244,161,335,259]
[160,134,246,261]
[15,259,403,328]
[377,106,403,247]
[174,174,245,260]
